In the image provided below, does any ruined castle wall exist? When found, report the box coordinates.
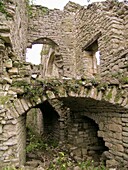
[75,1,128,78]
[65,100,127,168]
[27,2,80,78]
[0,0,28,59]
[27,7,62,46]
[10,0,28,58]
[0,108,18,167]
[16,114,26,165]
[59,4,80,78]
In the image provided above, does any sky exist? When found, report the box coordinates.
[32,0,105,9]
[26,44,43,64]
[32,0,88,9]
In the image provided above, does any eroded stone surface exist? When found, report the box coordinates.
[0,0,128,169]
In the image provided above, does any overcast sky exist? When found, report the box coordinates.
[32,0,105,9]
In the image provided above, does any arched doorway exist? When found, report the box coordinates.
[67,114,108,165]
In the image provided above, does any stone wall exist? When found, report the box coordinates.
[16,115,26,165]
[58,95,127,168]
[0,0,128,168]
[40,44,62,78]
[27,108,43,135]
[0,0,28,59]
[75,0,128,78]
[28,2,81,78]
[67,115,107,164]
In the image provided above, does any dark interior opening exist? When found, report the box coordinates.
[82,116,108,164]
[67,113,108,165]
[40,101,60,145]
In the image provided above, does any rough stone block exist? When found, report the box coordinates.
[0,125,2,134]
[123,153,128,161]
[20,99,29,111]
[123,127,128,132]
[106,159,119,168]
[8,67,18,75]
[122,132,128,137]
[108,124,122,132]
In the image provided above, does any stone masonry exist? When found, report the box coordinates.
[0,0,128,169]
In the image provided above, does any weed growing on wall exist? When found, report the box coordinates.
[0,1,8,17]
[26,126,49,153]
[26,0,34,17]
[26,0,49,18]
[0,1,6,13]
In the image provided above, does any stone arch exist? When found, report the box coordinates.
[0,98,42,166]
[27,37,63,78]
[1,82,128,167]
[67,113,108,165]
[28,37,58,48]
[46,51,61,78]
[45,84,128,109]
[57,96,125,167]
[1,96,67,166]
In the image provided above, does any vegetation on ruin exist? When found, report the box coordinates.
[24,125,108,170]
[12,79,43,102]
[26,0,49,18]
[106,89,113,100]
[11,77,126,107]
[0,96,10,105]
[48,155,107,170]
[26,126,53,153]
[114,89,123,103]
[2,167,23,170]
[0,1,10,18]
[112,71,128,84]
[2,163,108,170]
[23,125,107,170]
[120,76,128,84]
[26,0,34,17]
[0,1,6,14]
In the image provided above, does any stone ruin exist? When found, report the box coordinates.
[0,0,128,168]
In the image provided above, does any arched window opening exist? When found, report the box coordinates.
[26,38,61,78]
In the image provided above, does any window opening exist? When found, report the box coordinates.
[83,34,101,75]
[26,44,43,65]
[96,51,100,65]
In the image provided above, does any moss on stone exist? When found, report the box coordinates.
[41,6,49,15]
[114,90,122,103]
[12,80,30,87]
[97,82,108,91]
[0,1,6,14]
[120,77,128,84]
[106,90,112,100]
[0,1,10,18]
[0,96,10,105]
